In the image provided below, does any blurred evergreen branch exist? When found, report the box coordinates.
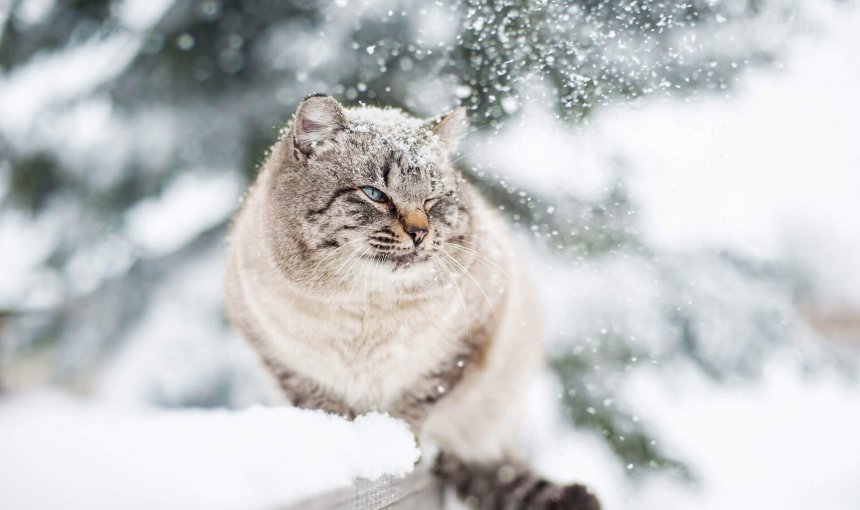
[551,350,694,481]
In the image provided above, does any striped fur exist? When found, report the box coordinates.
[436,454,601,510]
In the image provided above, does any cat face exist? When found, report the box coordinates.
[267,95,473,285]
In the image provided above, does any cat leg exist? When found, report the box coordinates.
[227,302,357,417]
[262,356,356,418]
[389,344,480,431]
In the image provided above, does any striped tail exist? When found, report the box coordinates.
[434,453,601,510]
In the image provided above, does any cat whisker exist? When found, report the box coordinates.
[317,236,368,270]
[361,245,372,304]
[321,248,356,279]
[444,243,509,279]
[438,249,496,313]
[346,246,373,298]
[448,232,508,265]
[334,242,371,284]
[330,243,362,278]
[351,246,373,280]
[321,236,365,258]
[433,254,473,345]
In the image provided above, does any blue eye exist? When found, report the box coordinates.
[361,186,388,203]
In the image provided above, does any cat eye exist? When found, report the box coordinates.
[361,186,388,203]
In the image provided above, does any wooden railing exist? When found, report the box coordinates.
[285,467,442,510]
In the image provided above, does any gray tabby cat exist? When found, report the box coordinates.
[225,94,600,510]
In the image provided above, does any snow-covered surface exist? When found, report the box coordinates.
[0,393,420,510]
[2,371,857,510]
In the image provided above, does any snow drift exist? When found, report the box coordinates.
[0,393,420,510]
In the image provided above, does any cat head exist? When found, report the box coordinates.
[264,94,474,289]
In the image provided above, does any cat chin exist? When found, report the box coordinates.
[372,252,424,267]
[361,249,434,269]
[351,253,437,283]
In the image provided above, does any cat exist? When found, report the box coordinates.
[224,93,600,510]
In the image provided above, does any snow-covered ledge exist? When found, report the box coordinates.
[0,393,428,510]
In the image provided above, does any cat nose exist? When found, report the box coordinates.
[407,227,428,246]
[401,209,429,246]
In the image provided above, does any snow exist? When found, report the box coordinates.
[2,1,859,509]
[606,13,860,265]
[125,170,241,257]
[470,106,615,201]
[0,393,420,510]
[497,4,860,508]
[0,0,178,306]
[0,34,137,137]
[525,363,860,510]
[3,372,857,510]
[413,3,461,48]
[116,0,173,32]
[478,2,860,306]
[0,209,64,308]
[12,0,53,26]
[343,106,445,170]
[96,244,267,408]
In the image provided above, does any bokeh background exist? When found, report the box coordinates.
[1,0,859,508]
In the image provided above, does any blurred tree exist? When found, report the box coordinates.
[0,0,838,481]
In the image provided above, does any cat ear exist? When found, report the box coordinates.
[291,94,346,160]
[428,107,468,152]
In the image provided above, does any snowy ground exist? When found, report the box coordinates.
[0,394,419,510]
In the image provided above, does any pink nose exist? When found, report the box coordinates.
[407,227,427,246]
[401,209,430,246]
